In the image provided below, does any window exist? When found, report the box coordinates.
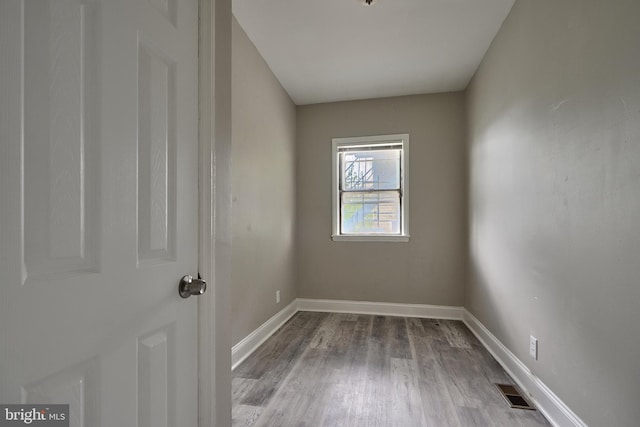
[332,134,409,242]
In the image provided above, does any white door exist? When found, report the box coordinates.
[0,0,200,426]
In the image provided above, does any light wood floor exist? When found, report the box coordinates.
[232,312,552,427]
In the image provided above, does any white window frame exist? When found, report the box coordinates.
[332,133,410,242]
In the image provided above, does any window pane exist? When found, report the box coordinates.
[341,149,400,191]
[341,191,400,234]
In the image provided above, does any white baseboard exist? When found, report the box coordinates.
[463,310,587,427]
[231,299,298,371]
[297,298,464,320]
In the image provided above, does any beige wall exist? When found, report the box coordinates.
[466,1,640,426]
[231,17,297,346]
[296,94,467,305]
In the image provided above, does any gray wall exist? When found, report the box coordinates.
[231,17,297,346]
[296,94,467,305]
[466,1,640,426]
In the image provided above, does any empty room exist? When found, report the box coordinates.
[1,0,638,426]
[230,0,640,426]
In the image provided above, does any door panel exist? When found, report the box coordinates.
[23,0,100,279]
[137,39,176,264]
[0,0,199,426]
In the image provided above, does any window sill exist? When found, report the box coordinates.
[331,234,410,243]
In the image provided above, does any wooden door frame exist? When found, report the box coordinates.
[198,0,232,426]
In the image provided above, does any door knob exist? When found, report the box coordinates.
[178,275,207,298]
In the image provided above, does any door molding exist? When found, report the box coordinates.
[198,0,232,426]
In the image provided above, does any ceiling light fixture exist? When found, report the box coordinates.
[359,0,377,6]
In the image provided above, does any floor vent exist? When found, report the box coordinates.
[495,384,535,410]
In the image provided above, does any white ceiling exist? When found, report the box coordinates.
[232,0,515,105]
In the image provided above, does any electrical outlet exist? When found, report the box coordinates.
[529,336,538,360]
[276,290,280,304]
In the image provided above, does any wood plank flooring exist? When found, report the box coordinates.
[232,312,552,427]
